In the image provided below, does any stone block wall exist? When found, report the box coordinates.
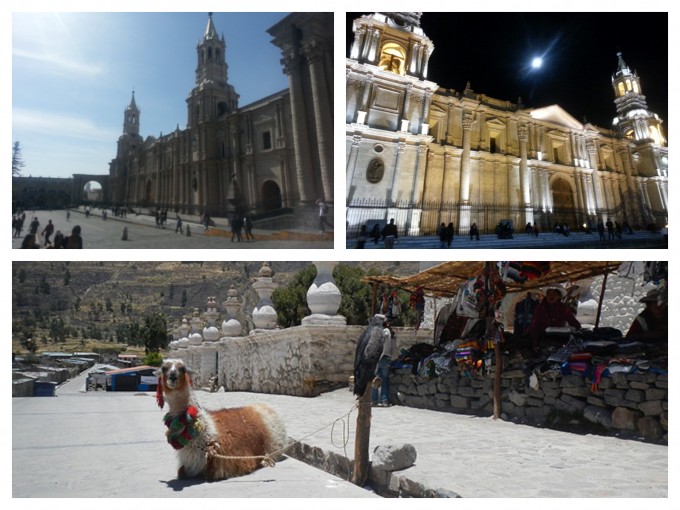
[171,324,366,397]
[389,366,668,444]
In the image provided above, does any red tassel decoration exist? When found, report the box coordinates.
[156,377,165,409]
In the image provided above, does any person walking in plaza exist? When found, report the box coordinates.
[41,219,55,247]
[244,215,255,241]
[231,212,243,242]
[606,218,614,240]
[28,216,40,236]
[175,215,183,234]
[445,222,454,248]
[597,220,606,242]
[382,218,398,248]
[355,224,368,248]
[437,223,447,248]
[317,199,332,233]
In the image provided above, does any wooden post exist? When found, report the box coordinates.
[351,387,373,486]
[595,270,609,329]
[493,326,504,419]
[370,283,378,316]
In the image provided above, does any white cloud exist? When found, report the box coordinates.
[13,47,104,77]
[13,108,118,144]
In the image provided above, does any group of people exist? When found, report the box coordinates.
[14,210,82,248]
[520,285,666,351]
[437,222,455,248]
[230,213,255,242]
[596,218,633,242]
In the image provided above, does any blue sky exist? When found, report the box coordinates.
[12,12,290,179]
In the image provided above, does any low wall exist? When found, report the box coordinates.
[390,365,668,444]
[170,324,368,397]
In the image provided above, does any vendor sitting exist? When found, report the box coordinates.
[526,287,581,350]
[626,288,667,342]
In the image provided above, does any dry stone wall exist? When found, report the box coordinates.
[389,365,668,443]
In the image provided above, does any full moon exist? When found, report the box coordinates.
[531,57,543,69]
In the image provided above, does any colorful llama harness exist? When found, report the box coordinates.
[163,405,205,450]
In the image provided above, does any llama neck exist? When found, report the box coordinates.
[163,389,197,415]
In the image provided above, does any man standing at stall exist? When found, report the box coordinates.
[526,287,581,351]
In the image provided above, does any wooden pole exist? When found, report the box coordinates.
[351,387,373,486]
[595,270,609,329]
[370,283,378,316]
[493,326,504,419]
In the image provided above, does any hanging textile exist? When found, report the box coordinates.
[410,286,425,332]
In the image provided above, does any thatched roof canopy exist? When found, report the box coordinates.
[362,261,622,298]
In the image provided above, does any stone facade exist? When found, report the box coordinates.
[346,13,668,234]
[109,13,333,218]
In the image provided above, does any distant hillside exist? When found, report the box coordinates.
[12,261,423,354]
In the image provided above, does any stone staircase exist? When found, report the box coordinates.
[348,231,667,250]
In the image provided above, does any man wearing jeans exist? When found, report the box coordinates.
[372,321,397,407]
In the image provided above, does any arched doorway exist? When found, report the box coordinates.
[551,177,577,227]
[261,180,282,211]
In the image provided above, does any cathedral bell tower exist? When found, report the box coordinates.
[116,91,143,159]
[612,52,666,146]
[186,13,239,128]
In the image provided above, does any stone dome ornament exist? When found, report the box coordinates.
[302,261,347,326]
[221,285,243,336]
[252,262,278,331]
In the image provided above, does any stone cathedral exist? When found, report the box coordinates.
[345,12,668,235]
[109,13,333,219]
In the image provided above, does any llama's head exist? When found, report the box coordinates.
[155,359,193,409]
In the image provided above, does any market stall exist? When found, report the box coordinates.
[362,261,668,442]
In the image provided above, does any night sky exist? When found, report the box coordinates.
[347,12,668,135]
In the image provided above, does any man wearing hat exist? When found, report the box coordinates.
[626,288,667,342]
[526,286,581,351]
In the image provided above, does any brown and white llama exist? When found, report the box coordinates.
[155,359,288,481]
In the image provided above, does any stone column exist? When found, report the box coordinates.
[303,41,333,201]
[281,55,313,204]
[457,112,474,232]
[459,112,474,203]
[518,125,533,225]
[302,261,346,326]
[346,134,362,198]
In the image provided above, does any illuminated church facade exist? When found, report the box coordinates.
[345,12,668,235]
[109,13,333,218]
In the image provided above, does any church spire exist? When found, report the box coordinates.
[612,52,665,145]
[123,90,140,136]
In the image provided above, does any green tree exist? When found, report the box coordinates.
[334,264,373,325]
[12,141,25,176]
[140,313,169,354]
[272,264,316,327]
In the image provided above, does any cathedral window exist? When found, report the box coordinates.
[632,80,639,93]
[624,129,635,140]
[617,82,625,97]
[262,131,272,151]
[378,43,406,75]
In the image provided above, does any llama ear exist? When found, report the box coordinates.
[156,378,165,409]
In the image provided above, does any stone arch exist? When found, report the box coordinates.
[261,180,282,211]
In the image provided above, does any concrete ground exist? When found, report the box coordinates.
[13,369,668,499]
[12,208,334,250]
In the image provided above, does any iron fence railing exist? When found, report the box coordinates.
[346,198,667,238]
